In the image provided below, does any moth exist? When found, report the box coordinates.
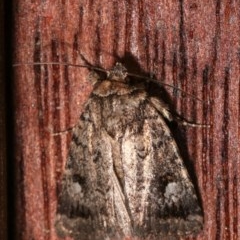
[55,63,203,240]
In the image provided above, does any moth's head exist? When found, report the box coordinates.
[107,63,128,82]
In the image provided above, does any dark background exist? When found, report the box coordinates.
[2,0,13,239]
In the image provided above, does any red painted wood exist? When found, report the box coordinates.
[13,1,240,239]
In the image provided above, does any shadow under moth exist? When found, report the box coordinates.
[55,63,203,240]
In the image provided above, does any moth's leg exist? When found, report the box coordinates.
[52,127,73,136]
[149,96,209,127]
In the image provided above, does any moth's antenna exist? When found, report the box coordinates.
[13,62,205,102]
[13,62,106,73]
[128,72,204,103]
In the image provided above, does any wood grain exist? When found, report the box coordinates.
[13,0,240,239]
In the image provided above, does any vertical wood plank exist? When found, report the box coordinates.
[13,0,240,239]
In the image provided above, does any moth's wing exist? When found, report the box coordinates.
[55,90,203,240]
[55,96,130,240]
[119,99,203,238]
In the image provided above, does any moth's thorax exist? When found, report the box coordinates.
[93,79,138,96]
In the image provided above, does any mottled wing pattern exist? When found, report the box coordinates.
[55,76,203,240]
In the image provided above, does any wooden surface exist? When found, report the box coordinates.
[13,1,240,240]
